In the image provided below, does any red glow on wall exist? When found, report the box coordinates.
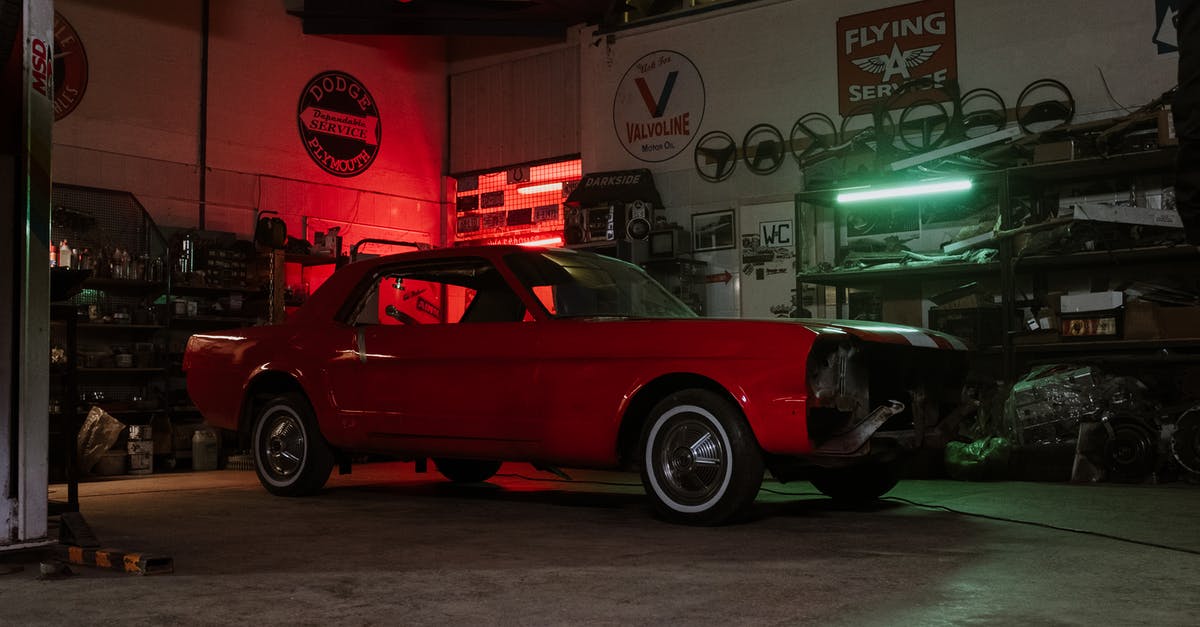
[454,158,581,247]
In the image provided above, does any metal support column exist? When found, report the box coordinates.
[998,171,1016,383]
[1,0,53,551]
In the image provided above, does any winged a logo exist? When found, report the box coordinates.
[852,43,941,83]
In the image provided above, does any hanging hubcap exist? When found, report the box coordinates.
[262,411,305,480]
[654,415,726,506]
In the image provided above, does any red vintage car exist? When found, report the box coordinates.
[184,245,972,525]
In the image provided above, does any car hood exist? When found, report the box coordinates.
[781,318,969,350]
[572,316,969,351]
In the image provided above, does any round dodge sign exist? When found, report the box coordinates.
[298,71,381,177]
[613,50,705,163]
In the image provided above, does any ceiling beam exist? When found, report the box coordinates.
[291,0,613,37]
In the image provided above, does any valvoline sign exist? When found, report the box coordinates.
[613,50,705,163]
[836,0,958,115]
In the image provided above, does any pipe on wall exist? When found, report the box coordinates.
[198,0,209,229]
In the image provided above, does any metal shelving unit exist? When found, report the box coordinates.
[795,147,1196,382]
[796,261,999,289]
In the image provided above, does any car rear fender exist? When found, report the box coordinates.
[239,368,310,438]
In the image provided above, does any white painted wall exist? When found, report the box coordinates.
[577,0,1178,315]
[52,0,204,229]
[739,201,797,318]
[52,0,447,245]
[450,41,580,174]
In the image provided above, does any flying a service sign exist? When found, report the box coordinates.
[613,50,705,163]
[836,0,957,116]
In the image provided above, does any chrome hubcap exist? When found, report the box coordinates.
[656,417,725,505]
[263,412,305,480]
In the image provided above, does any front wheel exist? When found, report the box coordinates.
[809,461,901,506]
[251,393,334,496]
[433,458,502,483]
[640,389,764,525]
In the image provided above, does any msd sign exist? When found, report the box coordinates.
[836,0,958,115]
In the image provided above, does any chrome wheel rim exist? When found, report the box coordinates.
[653,414,727,506]
[261,410,305,481]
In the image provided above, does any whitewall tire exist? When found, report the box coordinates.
[252,393,333,496]
[640,389,764,525]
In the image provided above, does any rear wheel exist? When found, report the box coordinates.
[434,458,502,483]
[809,461,900,505]
[640,389,764,525]
[251,393,334,496]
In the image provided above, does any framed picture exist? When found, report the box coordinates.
[692,209,736,252]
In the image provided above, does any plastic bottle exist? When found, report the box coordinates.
[191,426,219,471]
[58,240,71,268]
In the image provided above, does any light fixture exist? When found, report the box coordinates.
[519,237,563,247]
[517,182,563,195]
[835,179,972,204]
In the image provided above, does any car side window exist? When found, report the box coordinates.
[350,259,528,326]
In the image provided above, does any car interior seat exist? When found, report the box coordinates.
[460,286,526,323]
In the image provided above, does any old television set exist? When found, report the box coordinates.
[648,227,690,259]
[565,202,624,246]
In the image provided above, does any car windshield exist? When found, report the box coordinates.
[505,250,698,319]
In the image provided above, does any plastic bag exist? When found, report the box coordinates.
[945,436,1013,481]
[76,406,126,474]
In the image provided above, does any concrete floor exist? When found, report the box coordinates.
[1,463,1198,626]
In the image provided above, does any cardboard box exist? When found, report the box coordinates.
[1160,106,1178,147]
[882,297,925,328]
[881,283,926,327]
[1124,301,1161,340]
[1060,291,1123,313]
[936,293,993,310]
[929,306,1004,347]
[1068,202,1183,228]
[1060,187,1183,229]
[1034,140,1077,163]
[1157,305,1200,338]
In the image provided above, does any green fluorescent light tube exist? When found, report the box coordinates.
[836,179,973,203]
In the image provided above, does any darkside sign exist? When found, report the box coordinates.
[836,0,958,115]
[298,71,381,177]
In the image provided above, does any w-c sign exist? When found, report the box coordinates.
[760,220,793,246]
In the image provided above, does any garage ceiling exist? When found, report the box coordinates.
[290,0,622,37]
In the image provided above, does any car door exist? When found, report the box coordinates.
[333,258,543,457]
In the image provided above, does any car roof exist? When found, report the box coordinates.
[367,244,577,263]
[290,245,580,324]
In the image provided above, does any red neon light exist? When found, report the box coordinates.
[519,237,563,247]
